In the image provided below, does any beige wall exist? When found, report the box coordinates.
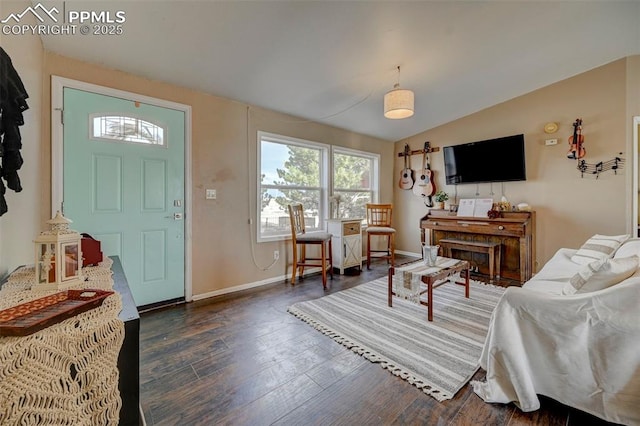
[394,58,639,271]
[0,1,45,278]
[38,53,393,298]
[1,0,637,295]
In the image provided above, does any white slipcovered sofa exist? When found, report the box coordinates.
[473,236,640,425]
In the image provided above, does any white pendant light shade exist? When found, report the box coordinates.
[384,66,414,119]
[384,85,414,119]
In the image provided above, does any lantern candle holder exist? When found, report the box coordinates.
[33,211,84,291]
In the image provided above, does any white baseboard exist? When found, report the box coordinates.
[395,249,421,258]
[191,267,323,301]
[193,251,420,302]
[140,404,146,426]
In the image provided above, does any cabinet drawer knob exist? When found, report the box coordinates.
[498,225,504,230]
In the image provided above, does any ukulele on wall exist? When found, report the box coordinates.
[399,144,414,190]
[567,118,586,160]
[413,141,436,206]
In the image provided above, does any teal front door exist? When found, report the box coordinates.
[63,88,185,307]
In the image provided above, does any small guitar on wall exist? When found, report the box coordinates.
[399,144,414,190]
[413,141,436,206]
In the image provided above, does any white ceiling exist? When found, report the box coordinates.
[36,1,640,142]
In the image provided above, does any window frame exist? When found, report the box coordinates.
[89,112,167,148]
[256,131,380,242]
[257,131,330,243]
[330,145,380,222]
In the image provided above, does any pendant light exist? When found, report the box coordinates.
[384,66,414,119]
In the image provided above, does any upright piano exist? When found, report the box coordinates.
[420,210,536,283]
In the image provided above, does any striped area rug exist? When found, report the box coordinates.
[287,276,506,401]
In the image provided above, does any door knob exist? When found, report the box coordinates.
[165,213,183,220]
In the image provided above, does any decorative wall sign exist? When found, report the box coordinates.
[577,156,624,179]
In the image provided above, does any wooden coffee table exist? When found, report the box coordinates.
[388,257,470,321]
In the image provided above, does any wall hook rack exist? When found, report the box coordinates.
[577,154,624,179]
[396,141,440,157]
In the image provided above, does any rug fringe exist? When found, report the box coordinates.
[288,306,451,402]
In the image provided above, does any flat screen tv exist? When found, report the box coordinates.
[443,134,526,185]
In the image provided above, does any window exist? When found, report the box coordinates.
[331,147,379,221]
[91,114,165,146]
[258,132,329,242]
[257,132,379,242]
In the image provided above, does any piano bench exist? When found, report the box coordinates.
[438,239,501,281]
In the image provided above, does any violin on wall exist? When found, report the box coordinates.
[567,118,586,159]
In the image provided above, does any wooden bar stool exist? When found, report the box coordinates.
[288,204,333,289]
[365,203,396,269]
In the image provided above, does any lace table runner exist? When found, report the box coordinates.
[393,257,463,303]
[0,258,124,425]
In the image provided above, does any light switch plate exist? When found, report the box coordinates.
[206,189,216,199]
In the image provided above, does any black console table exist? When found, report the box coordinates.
[111,256,140,426]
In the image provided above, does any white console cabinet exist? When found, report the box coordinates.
[327,218,363,274]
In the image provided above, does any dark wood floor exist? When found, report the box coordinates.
[139,255,619,426]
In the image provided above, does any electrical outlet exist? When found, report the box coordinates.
[545,138,558,146]
[273,250,279,260]
[206,189,216,199]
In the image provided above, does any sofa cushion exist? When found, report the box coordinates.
[562,255,639,295]
[531,248,580,282]
[522,279,565,295]
[613,238,640,259]
[570,234,630,265]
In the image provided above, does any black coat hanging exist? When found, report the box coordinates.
[0,46,29,216]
